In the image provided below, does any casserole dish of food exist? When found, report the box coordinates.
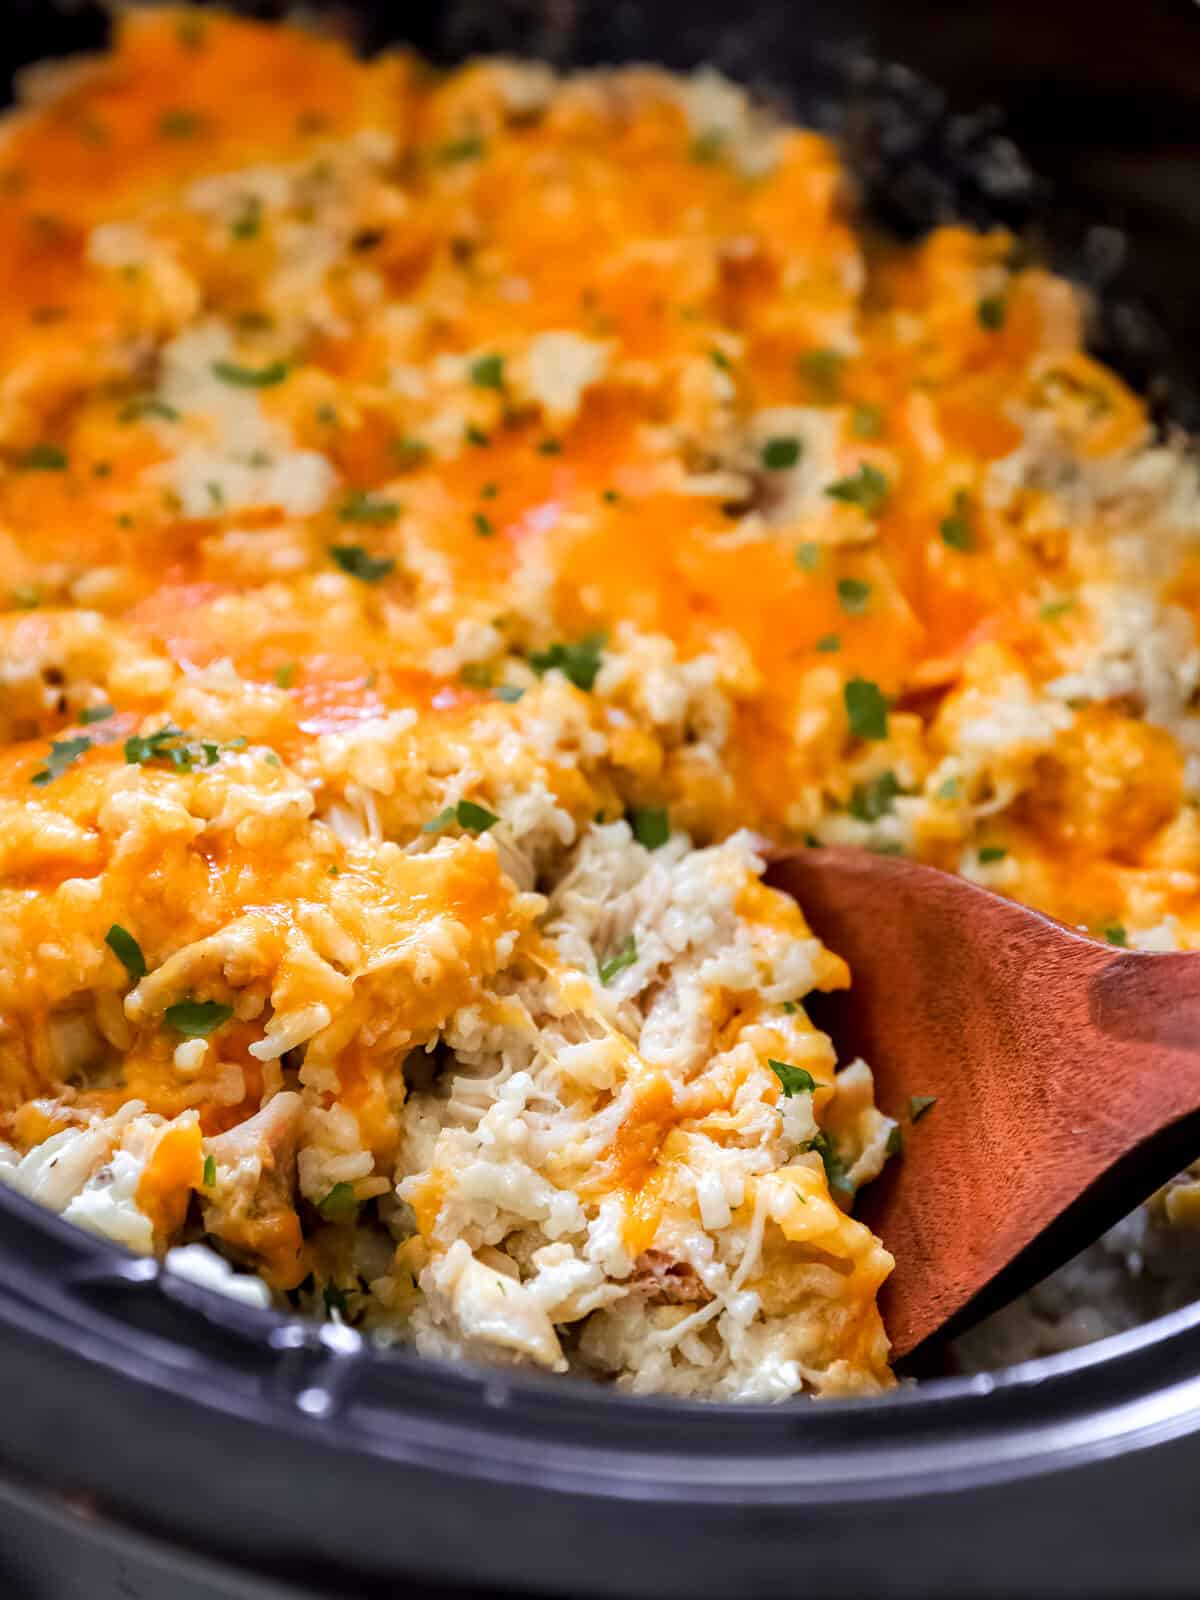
[0,0,1199,1594]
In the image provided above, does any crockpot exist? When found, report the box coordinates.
[2,2,1200,1595]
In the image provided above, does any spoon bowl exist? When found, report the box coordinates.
[766,847,1200,1361]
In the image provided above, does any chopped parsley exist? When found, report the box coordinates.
[338,490,400,526]
[709,347,733,373]
[761,436,801,471]
[630,807,669,850]
[469,353,505,390]
[529,632,605,692]
[211,359,289,389]
[794,542,822,573]
[851,403,884,439]
[815,633,841,653]
[690,129,726,164]
[769,1059,817,1097]
[940,489,974,552]
[105,924,146,982]
[909,1094,937,1121]
[799,348,844,401]
[978,845,1007,864]
[329,544,395,583]
[782,1000,798,1014]
[119,397,180,424]
[459,662,494,689]
[435,134,485,165]
[849,769,902,822]
[423,798,500,835]
[537,437,562,455]
[886,1124,904,1156]
[936,777,961,800]
[493,683,525,703]
[123,726,223,772]
[31,735,90,785]
[598,934,638,985]
[202,1154,216,1188]
[978,295,1007,331]
[274,663,296,689]
[164,999,233,1038]
[474,511,495,538]
[1039,596,1076,622]
[231,197,263,240]
[317,1182,358,1221]
[393,436,429,469]
[807,1131,855,1197]
[826,462,889,516]
[20,443,67,471]
[1103,924,1128,947]
[159,109,201,139]
[837,577,871,616]
[78,704,114,725]
[843,677,889,741]
[465,423,490,448]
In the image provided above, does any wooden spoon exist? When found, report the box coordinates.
[765,847,1200,1363]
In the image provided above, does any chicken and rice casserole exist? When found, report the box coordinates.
[1,8,1198,1400]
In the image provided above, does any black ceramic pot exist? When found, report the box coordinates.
[1,3,1199,1596]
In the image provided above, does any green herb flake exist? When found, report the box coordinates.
[423,799,500,835]
[529,632,606,692]
[537,437,562,456]
[469,353,505,390]
[123,725,184,765]
[909,1094,938,1121]
[317,1181,358,1221]
[465,423,491,449]
[769,1059,817,1097]
[78,704,114,725]
[1103,924,1128,947]
[598,933,638,986]
[630,807,669,850]
[393,435,429,469]
[20,443,67,471]
[762,435,801,471]
[936,777,961,801]
[159,109,201,139]
[886,1124,904,1156]
[231,197,263,241]
[794,542,822,573]
[782,1000,798,1015]
[940,489,974,552]
[459,662,494,689]
[164,999,233,1038]
[493,683,525,703]
[815,633,841,653]
[435,135,485,165]
[338,490,400,526]
[837,577,872,616]
[978,845,1007,864]
[807,1131,855,1197]
[852,403,884,439]
[31,734,91,786]
[119,397,180,424]
[274,663,296,689]
[1039,596,1076,622]
[826,461,889,516]
[329,544,395,583]
[474,511,495,538]
[202,1153,216,1187]
[799,347,845,401]
[709,347,733,373]
[210,359,290,389]
[11,585,40,609]
[844,677,889,741]
[978,295,1007,331]
[105,923,146,982]
[849,769,902,823]
[690,129,726,164]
